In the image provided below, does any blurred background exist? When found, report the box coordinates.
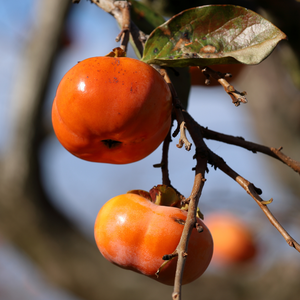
[0,0,300,299]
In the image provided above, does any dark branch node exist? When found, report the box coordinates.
[253,184,263,195]
[153,162,164,168]
[162,253,178,260]
[172,122,180,138]
[174,218,186,225]
[195,223,203,233]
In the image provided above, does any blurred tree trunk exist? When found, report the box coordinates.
[0,1,119,299]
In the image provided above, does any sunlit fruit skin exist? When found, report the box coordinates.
[94,193,213,285]
[52,56,172,164]
[205,212,257,266]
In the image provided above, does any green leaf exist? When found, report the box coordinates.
[129,0,166,34]
[141,5,287,67]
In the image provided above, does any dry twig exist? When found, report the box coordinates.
[210,149,300,252]
[114,1,131,52]
[167,102,210,299]
[90,0,145,56]
[153,125,173,187]
[201,66,248,106]
[183,111,300,253]
[200,126,300,175]
[160,68,192,151]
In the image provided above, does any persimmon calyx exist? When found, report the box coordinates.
[149,185,181,207]
[181,201,204,220]
[128,185,182,207]
[105,47,126,57]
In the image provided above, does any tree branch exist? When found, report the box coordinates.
[200,126,300,175]
[161,68,192,151]
[114,1,131,52]
[172,150,207,300]
[201,66,248,106]
[182,112,300,253]
[153,124,173,187]
[208,149,300,252]
[90,0,146,56]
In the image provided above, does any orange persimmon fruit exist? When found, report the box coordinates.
[94,193,213,285]
[52,56,172,164]
[205,212,257,266]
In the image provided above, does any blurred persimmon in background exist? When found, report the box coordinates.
[205,212,257,266]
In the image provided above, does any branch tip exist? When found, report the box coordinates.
[201,66,248,106]
[153,162,164,168]
[260,198,273,205]
[162,253,178,260]
[195,223,204,233]
[172,292,180,300]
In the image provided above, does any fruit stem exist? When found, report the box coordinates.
[201,66,248,106]
[115,1,131,52]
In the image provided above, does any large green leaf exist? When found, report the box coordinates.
[141,5,287,67]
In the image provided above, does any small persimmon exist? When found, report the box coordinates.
[205,212,257,266]
[52,56,172,164]
[94,193,213,285]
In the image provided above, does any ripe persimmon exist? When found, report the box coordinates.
[94,193,213,285]
[205,212,257,266]
[189,64,245,86]
[52,56,172,164]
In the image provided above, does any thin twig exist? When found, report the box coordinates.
[153,124,173,186]
[172,158,207,300]
[171,111,209,300]
[201,66,248,106]
[172,171,206,300]
[114,1,131,52]
[182,111,300,253]
[200,126,300,175]
[210,149,300,252]
[160,68,192,151]
[90,0,145,56]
